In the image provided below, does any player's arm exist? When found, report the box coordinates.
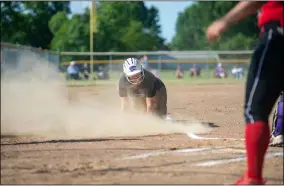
[221,1,264,28]
[145,82,157,113]
[120,96,128,112]
[206,1,264,41]
[146,96,156,113]
[118,79,128,112]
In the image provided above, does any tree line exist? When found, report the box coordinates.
[1,1,260,53]
[171,1,259,50]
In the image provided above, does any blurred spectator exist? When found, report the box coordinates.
[67,61,80,80]
[190,64,201,78]
[232,65,244,79]
[175,64,184,79]
[81,63,90,80]
[140,55,149,69]
[97,65,109,80]
[151,69,160,78]
[214,63,227,79]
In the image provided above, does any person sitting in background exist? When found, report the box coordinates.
[150,69,160,78]
[214,63,227,79]
[175,64,184,79]
[140,55,149,70]
[67,61,80,80]
[232,65,244,79]
[190,64,201,78]
[97,65,109,80]
[81,63,90,80]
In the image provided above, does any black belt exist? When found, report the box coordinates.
[260,21,283,35]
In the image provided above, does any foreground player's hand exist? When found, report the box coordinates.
[206,19,229,42]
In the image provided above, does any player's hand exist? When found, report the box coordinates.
[206,19,229,42]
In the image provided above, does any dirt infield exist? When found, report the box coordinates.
[1,83,283,184]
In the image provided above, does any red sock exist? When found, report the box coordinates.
[245,121,270,179]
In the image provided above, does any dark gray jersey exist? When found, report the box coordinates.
[119,70,165,98]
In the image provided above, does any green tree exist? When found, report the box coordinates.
[1,2,28,44]
[50,1,167,54]
[95,1,166,51]
[220,33,257,50]
[172,1,259,50]
[2,1,166,52]
[1,2,70,49]
[22,2,70,48]
[49,12,68,34]
[49,10,90,62]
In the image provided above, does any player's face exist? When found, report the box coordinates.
[129,72,143,84]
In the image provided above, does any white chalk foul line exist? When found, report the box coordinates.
[121,146,224,160]
[169,118,244,141]
[193,152,283,167]
[187,133,245,141]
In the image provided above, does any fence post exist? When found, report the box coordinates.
[57,49,60,71]
[109,55,112,73]
[46,50,49,63]
[1,47,5,75]
[158,55,162,77]
[1,47,5,66]
[207,50,213,78]
[46,51,50,67]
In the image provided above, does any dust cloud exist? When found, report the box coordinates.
[1,53,212,139]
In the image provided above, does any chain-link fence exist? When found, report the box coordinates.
[0,42,253,81]
[1,42,60,76]
[59,50,253,81]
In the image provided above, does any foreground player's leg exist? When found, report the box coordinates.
[236,25,284,185]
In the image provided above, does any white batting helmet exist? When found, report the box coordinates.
[123,58,145,84]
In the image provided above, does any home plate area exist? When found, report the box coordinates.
[1,133,283,184]
[1,84,283,184]
[114,136,283,185]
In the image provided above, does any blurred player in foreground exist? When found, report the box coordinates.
[270,91,284,147]
[118,58,170,121]
[206,1,283,185]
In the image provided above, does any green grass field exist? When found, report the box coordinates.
[65,70,246,87]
